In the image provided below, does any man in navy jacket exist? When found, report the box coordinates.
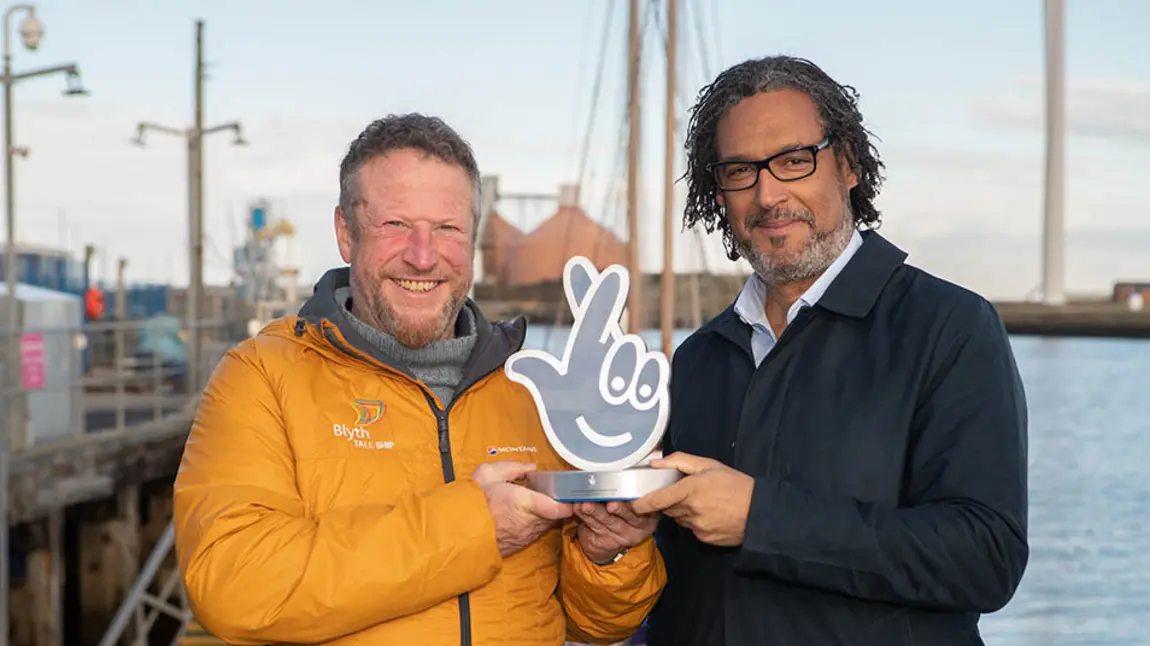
[632,55,1029,645]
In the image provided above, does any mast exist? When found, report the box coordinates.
[660,0,677,356]
[626,0,643,334]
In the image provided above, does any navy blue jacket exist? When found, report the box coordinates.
[646,231,1029,646]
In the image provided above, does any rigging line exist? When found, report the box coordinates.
[688,0,714,81]
[544,0,656,347]
[575,0,617,189]
[708,0,723,66]
[563,0,648,273]
[546,72,634,341]
[572,0,653,254]
[565,0,607,180]
[547,67,633,337]
[568,0,656,266]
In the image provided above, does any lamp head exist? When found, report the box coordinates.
[130,124,147,147]
[18,11,43,51]
[63,69,88,96]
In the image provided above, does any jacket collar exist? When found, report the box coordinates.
[706,229,907,351]
[297,266,527,391]
[817,229,908,318]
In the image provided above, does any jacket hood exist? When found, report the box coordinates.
[294,266,528,390]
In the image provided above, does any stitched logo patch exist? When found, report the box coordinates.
[351,399,386,426]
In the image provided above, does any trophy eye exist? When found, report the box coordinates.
[603,340,640,401]
[633,358,662,406]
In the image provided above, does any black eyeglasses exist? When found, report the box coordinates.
[707,137,833,191]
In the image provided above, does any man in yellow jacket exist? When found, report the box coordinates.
[172,113,666,645]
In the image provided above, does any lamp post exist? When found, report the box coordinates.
[1,5,86,643]
[132,20,246,396]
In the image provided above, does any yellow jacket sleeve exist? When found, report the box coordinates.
[173,347,503,645]
[558,521,666,644]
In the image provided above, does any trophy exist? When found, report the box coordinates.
[504,256,681,502]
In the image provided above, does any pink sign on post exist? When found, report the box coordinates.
[20,332,46,391]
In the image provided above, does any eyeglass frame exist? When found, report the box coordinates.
[706,136,834,191]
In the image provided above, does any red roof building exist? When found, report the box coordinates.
[480,184,628,286]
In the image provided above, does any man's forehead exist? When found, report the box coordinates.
[716,89,822,158]
[356,182,474,224]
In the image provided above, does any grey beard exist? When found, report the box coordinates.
[734,201,856,286]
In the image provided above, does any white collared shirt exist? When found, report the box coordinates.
[733,228,864,367]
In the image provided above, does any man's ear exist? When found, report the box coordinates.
[836,147,859,192]
[335,206,353,264]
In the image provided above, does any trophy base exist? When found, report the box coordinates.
[526,467,682,502]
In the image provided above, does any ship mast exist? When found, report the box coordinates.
[625,0,643,334]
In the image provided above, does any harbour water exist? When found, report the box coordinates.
[522,327,1150,646]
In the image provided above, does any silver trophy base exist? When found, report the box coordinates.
[526,467,682,502]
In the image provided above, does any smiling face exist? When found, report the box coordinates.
[503,259,671,472]
[334,148,475,348]
[715,89,858,285]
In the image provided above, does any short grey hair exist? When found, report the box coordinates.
[338,113,482,239]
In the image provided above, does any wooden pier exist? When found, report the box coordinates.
[993,301,1150,339]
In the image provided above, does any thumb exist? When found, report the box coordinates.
[505,352,562,393]
[528,492,574,521]
[649,452,716,475]
[473,461,537,486]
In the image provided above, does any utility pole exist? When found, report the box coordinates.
[660,0,677,357]
[626,0,643,334]
[1,6,86,643]
[1041,0,1066,306]
[190,18,205,394]
[132,19,246,394]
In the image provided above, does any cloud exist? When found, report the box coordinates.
[971,77,1150,145]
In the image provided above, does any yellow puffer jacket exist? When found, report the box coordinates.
[173,268,666,645]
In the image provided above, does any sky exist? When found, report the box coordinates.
[10,0,1150,300]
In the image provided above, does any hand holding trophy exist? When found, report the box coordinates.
[505,255,681,501]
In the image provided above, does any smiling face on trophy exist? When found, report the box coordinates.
[505,256,671,473]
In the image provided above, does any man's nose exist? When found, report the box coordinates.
[755,170,790,211]
[402,227,439,272]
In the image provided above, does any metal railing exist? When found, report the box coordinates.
[97,522,194,646]
[1,314,247,646]
[1,316,240,452]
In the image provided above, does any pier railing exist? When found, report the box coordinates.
[0,317,243,455]
[0,316,248,645]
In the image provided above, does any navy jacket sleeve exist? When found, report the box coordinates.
[734,299,1029,613]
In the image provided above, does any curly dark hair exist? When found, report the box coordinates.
[682,56,886,260]
[338,113,481,238]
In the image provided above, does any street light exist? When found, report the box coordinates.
[63,68,86,95]
[1,4,86,644]
[15,6,37,50]
[131,119,246,395]
[132,19,247,397]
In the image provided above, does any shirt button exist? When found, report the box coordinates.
[730,441,737,449]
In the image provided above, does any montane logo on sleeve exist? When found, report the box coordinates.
[486,445,538,456]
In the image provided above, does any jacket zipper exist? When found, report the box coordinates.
[426,395,472,646]
[321,322,506,646]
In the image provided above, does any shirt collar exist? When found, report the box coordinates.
[733,227,864,331]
